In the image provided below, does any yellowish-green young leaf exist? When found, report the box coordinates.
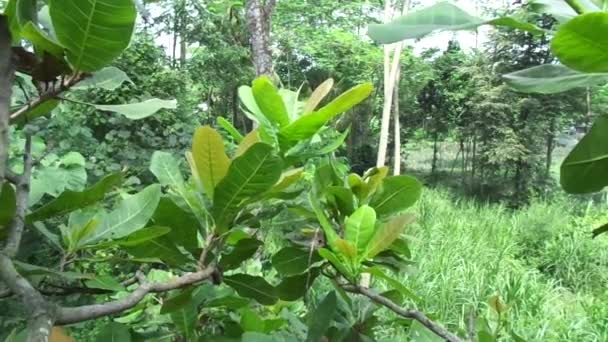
[370,175,422,219]
[235,129,261,157]
[347,173,368,201]
[217,117,244,142]
[335,238,357,260]
[318,248,352,279]
[271,168,304,193]
[308,193,339,249]
[344,205,376,254]
[488,295,509,315]
[363,166,389,199]
[192,126,231,199]
[365,214,416,258]
[252,76,290,127]
[280,83,373,141]
[185,151,203,193]
[303,78,334,115]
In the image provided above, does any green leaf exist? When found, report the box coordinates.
[20,21,64,57]
[235,129,261,157]
[240,308,265,333]
[14,261,92,280]
[592,222,608,238]
[219,238,262,270]
[325,186,355,216]
[217,117,244,142]
[94,99,177,120]
[529,0,577,23]
[213,143,282,231]
[308,193,339,249]
[280,83,373,141]
[27,173,122,223]
[368,2,543,44]
[115,226,171,247]
[192,126,231,199]
[344,205,376,255]
[224,274,278,305]
[160,288,194,314]
[171,303,197,341]
[152,198,199,252]
[252,76,290,127]
[80,184,161,245]
[95,322,131,342]
[503,64,608,94]
[126,237,191,267]
[364,266,421,302]
[276,269,320,301]
[49,0,136,72]
[238,85,267,124]
[10,99,60,125]
[303,78,334,115]
[370,175,422,219]
[271,247,322,276]
[85,275,125,292]
[150,151,185,188]
[0,183,16,228]
[306,291,337,342]
[3,0,22,42]
[318,248,352,279]
[552,12,608,73]
[365,214,416,258]
[560,115,608,193]
[73,66,133,91]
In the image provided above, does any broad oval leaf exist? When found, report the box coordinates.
[252,76,290,127]
[126,236,191,266]
[276,269,320,301]
[235,129,261,157]
[94,99,177,120]
[85,275,125,292]
[365,214,416,258]
[192,126,231,199]
[152,198,199,252]
[560,115,608,193]
[95,322,131,342]
[219,238,263,270]
[80,184,161,245]
[73,66,132,91]
[271,246,322,276]
[213,143,282,231]
[370,175,422,219]
[49,0,136,71]
[503,64,608,94]
[318,248,352,279]
[303,78,334,115]
[280,83,373,141]
[368,2,542,44]
[552,12,608,73]
[224,274,278,305]
[150,151,184,189]
[306,291,337,342]
[27,173,122,223]
[115,226,171,247]
[344,205,376,254]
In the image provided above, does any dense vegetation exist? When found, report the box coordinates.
[1,0,608,341]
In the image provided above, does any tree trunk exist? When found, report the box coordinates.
[0,16,12,183]
[245,0,276,77]
[393,65,401,175]
[172,12,178,68]
[431,130,439,177]
[545,117,556,176]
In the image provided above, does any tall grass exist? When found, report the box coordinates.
[376,189,608,341]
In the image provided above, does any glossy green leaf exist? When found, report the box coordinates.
[20,21,64,57]
[10,99,60,125]
[219,238,262,270]
[370,175,422,219]
[344,205,376,254]
[152,198,199,252]
[85,275,125,292]
[94,99,177,120]
[3,0,22,42]
[503,64,608,94]
[271,247,322,276]
[0,183,16,228]
[192,126,231,199]
[95,323,131,342]
[27,173,122,223]
[318,248,352,279]
[238,85,266,124]
[306,291,337,342]
[276,269,320,301]
[235,129,261,157]
[126,237,191,267]
[49,0,136,71]
[368,2,543,44]
[224,274,278,305]
[150,151,184,188]
[240,308,265,333]
[171,302,197,341]
[280,83,373,141]
[279,87,304,121]
[160,288,194,314]
[252,76,290,127]
[552,12,608,73]
[560,115,608,193]
[217,117,244,142]
[308,193,339,249]
[213,143,282,230]
[365,214,416,258]
[364,266,420,302]
[80,184,161,245]
[74,66,133,91]
[115,226,171,247]
[325,186,355,216]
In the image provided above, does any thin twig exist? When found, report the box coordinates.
[343,284,463,342]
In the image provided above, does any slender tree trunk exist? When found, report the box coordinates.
[245,0,276,77]
[586,86,592,131]
[0,16,11,184]
[431,130,439,177]
[172,13,178,68]
[376,0,410,168]
[393,65,401,175]
[546,117,556,176]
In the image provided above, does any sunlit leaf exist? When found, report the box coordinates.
[192,126,231,199]
[365,214,416,258]
[503,64,608,94]
[370,175,422,219]
[217,117,244,142]
[344,205,376,254]
[94,99,177,120]
[303,78,334,115]
[74,66,133,91]
[252,76,290,127]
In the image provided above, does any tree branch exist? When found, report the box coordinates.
[4,134,33,257]
[0,15,13,186]
[343,285,463,342]
[55,266,216,324]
